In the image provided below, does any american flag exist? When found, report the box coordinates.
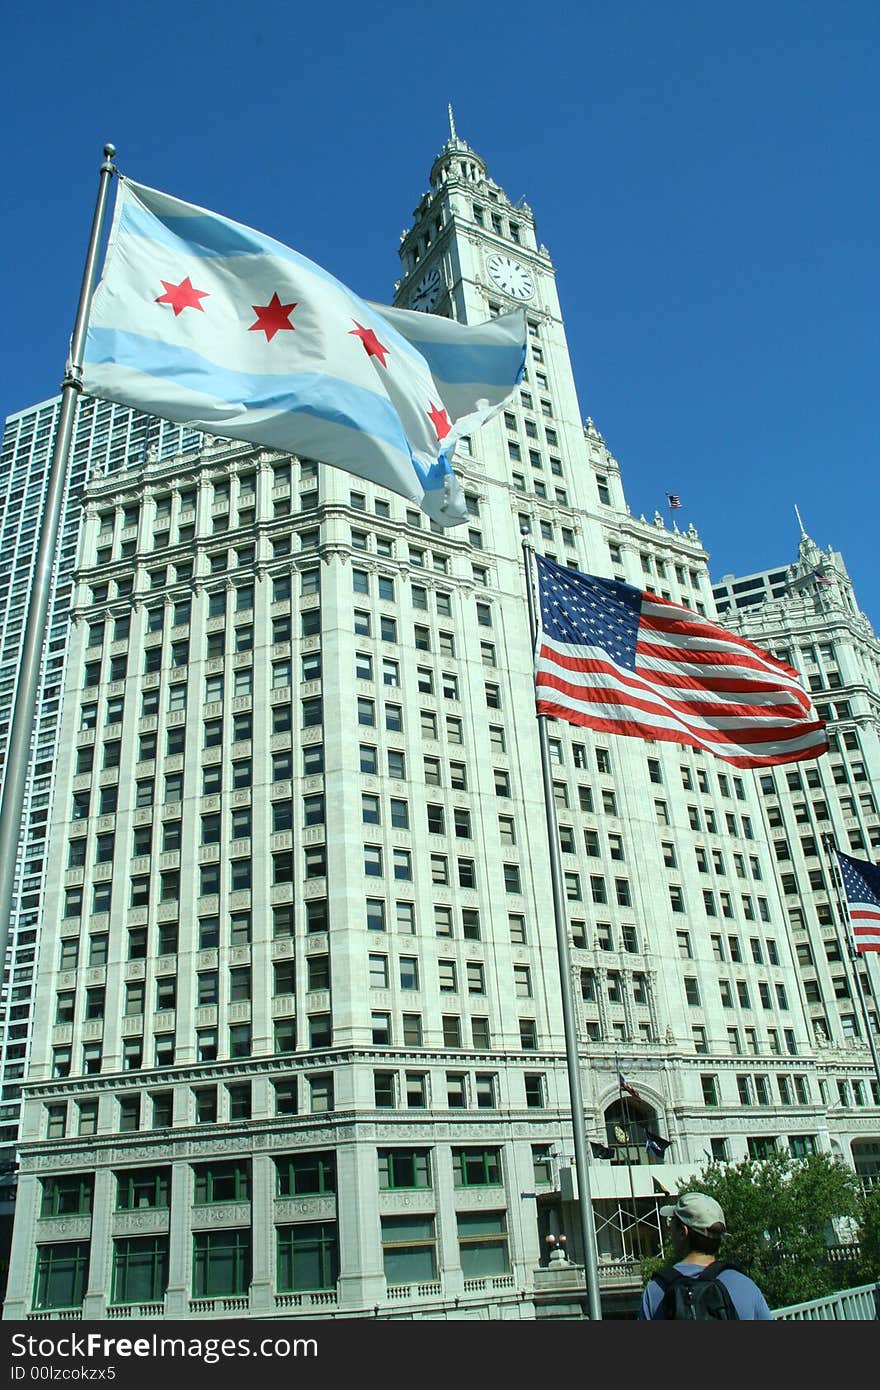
[533,555,828,769]
[835,850,880,953]
[666,493,682,510]
[619,1073,643,1101]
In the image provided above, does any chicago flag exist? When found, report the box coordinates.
[83,179,527,526]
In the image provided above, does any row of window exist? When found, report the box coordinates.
[33,1205,512,1309]
[681,975,791,1012]
[701,1072,811,1107]
[690,1024,799,1057]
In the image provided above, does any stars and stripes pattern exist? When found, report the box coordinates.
[533,555,828,769]
[619,1074,643,1101]
[83,178,526,527]
[835,850,880,953]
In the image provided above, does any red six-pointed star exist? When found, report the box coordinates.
[155,276,210,316]
[349,320,390,367]
[427,402,452,440]
[249,293,297,342]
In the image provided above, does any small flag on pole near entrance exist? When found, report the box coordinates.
[82,178,527,527]
[591,1141,615,1160]
[619,1074,643,1101]
[532,555,828,768]
[835,850,880,953]
[645,1129,673,1157]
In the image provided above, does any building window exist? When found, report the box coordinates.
[277,1223,338,1293]
[193,1162,251,1204]
[33,1243,90,1311]
[111,1236,169,1305]
[276,1152,336,1196]
[452,1147,502,1187]
[378,1149,431,1190]
[381,1216,436,1285]
[40,1176,94,1218]
[192,1231,251,1298]
[457,1212,510,1277]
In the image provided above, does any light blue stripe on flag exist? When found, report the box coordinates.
[85,328,413,454]
[398,336,527,387]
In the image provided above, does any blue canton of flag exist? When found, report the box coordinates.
[835,850,880,953]
[532,555,828,769]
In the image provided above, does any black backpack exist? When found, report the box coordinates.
[652,1261,740,1320]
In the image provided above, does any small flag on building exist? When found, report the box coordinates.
[619,1074,643,1101]
[645,1129,673,1158]
[652,1176,672,1197]
[666,493,682,510]
[532,555,828,768]
[591,1141,615,1160]
[815,571,835,588]
[835,849,880,953]
[82,178,527,527]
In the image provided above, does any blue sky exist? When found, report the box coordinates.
[4,2,878,620]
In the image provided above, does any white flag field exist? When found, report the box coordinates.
[82,178,527,525]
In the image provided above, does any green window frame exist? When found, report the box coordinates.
[377,1149,431,1190]
[40,1175,93,1218]
[276,1152,336,1197]
[112,1236,169,1305]
[452,1147,502,1187]
[33,1242,89,1311]
[193,1162,251,1205]
[192,1230,251,1298]
[277,1222,339,1292]
[115,1168,170,1211]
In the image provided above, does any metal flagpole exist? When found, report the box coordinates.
[823,834,880,1096]
[523,538,602,1320]
[0,144,117,979]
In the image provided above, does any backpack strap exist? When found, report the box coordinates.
[651,1264,684,1291]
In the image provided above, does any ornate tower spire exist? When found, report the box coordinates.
[448,102,457,141]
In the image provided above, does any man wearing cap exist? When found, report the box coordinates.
[639,1192,773,1319]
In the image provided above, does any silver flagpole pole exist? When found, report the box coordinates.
[0,144,117,977]
[824,835,880,1097]
[523,538,602,1320]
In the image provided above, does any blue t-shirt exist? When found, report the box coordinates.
[638,1261,773,1320]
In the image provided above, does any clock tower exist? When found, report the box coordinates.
[393,119,611,534]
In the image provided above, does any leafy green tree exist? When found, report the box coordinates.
[640,1154,862,1309]
[857,1183,880,1281]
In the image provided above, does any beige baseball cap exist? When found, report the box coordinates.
[659,1192,726,1235]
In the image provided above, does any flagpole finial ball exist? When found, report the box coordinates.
[104,144,116,159]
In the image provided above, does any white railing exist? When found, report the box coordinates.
[774,1283,879,1320]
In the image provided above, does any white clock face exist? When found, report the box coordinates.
[411,268,442,312]
[486,253,535,301]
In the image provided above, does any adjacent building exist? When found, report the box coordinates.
[1,131,877,1320]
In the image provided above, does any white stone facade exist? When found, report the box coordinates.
[2,134,878,1320]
